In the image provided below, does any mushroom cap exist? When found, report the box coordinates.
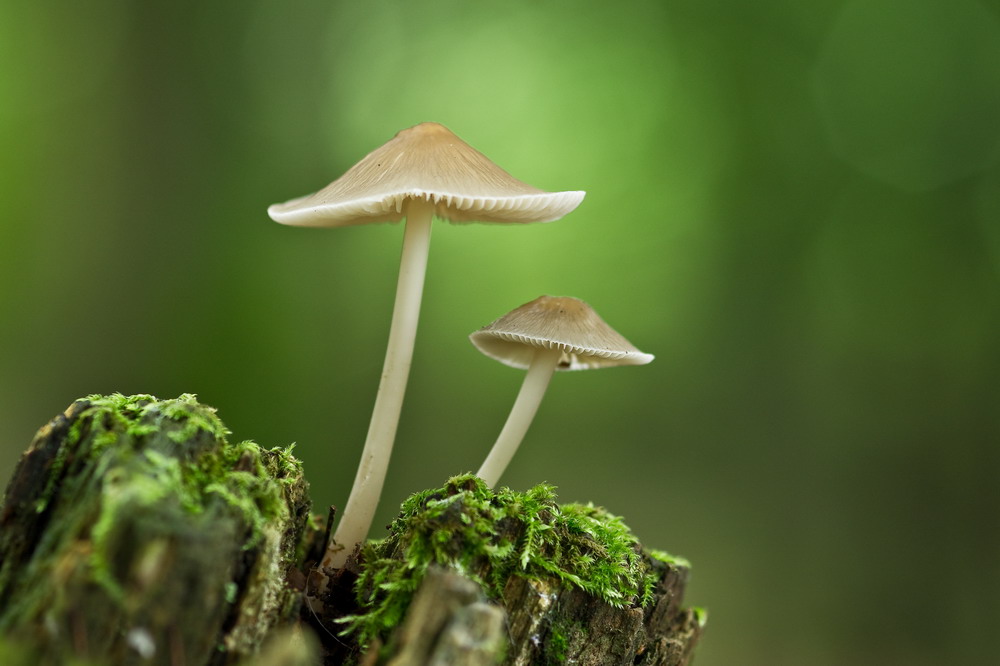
[268,122,586,227]
[470,296,655,371]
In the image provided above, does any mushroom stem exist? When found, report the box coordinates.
[326,198,435,569]
[477,347,562,488]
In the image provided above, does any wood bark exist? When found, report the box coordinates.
[0,397,313,665]
[316,480,704,664]
[1,398,704,665]
[347,558,702,666]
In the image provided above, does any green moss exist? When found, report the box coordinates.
[543,617,588,665]
[40,393,303,600]
[647,547,691,569]
[546,627,569,664]
[0,393,313,663]
[340,474,683,649]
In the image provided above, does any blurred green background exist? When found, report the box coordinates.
[2,0,998,663]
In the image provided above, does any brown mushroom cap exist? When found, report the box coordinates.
[268,122,585,227]
[470,295,655,371]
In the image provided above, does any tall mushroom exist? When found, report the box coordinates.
[470,295,654,488]
[268,123,584,568]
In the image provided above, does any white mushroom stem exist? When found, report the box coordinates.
[477,347,563,488]
[325,198,435,569]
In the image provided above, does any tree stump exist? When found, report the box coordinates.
[0,394,313,665]
[311,476,705,665]
[0,396,705,665]
[347,563,703,666]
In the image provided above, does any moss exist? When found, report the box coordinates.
[65,394,303,598]
[0,393,312,662]
[546,627,569,664]
[15,393,304,604]
[340,474,684,649]
[542,617,590,665]
[647,547,691,569]
[545,631,569,664]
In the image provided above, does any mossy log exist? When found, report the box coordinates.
[1,397,704,665]
[0,395,314,665]
[310,476,705,665]
[345,564,702,666]
[499,560,702,665]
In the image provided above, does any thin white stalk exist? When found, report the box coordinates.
[477,347,562,488]
[325,198,435,569]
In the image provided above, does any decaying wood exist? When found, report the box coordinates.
[362,560,702,666]
[0,397,312,665]
[331,477,704,666]
[375,566,505,666]
[500,559,702,665]
[0,398,704,665]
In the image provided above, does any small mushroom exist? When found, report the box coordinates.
[470,295,654,488]
[269,123,584,568]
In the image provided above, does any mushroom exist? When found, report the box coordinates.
[470,295,654,488]
[268,123,584,568]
